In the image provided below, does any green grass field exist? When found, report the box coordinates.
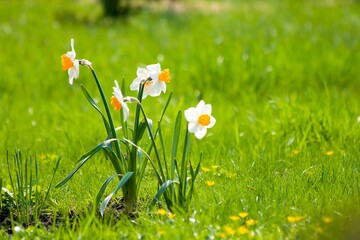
[1,0,360,239]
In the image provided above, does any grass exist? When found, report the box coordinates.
[1,0,360,238]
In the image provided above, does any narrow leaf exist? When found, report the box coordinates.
[149,180,176,208]
[100,172,133,216]
[95,173,118,207]
[55,139,117,188]
[81,85,111,135]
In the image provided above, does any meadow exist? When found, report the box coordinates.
[1,0,360,239]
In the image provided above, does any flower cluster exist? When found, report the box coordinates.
[61,39,216,139]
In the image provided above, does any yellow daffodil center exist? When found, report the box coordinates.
[198,114,211,126]
[158,69,171,82]
[61,54,74,71]
[111,96,122,111]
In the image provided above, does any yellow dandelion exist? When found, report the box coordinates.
[325,150,334,156]
[239,212,249,218]
[292,149,299,155]
[287,215,306,223]
[168,212,176,219]
[224,226,235,236]
[238,225,249,235]
[201,167,211,173]
[246,219,257,226]
[322,217,333,223]
[211,165,220,169]
[206,180,215,187]
[157,209,167,215]
[229,215,240,221]
[158,230,166,235]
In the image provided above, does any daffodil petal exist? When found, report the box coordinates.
[195,128,207,139]
[188,122,200,133]
[201,104,212,115]
[207,116,216,128]
[184,108,198,122]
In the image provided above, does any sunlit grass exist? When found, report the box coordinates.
[1,0,360,238]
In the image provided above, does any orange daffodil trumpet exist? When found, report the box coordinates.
[130,63,171,99]
[61,38,92,84]
[111,80,130,122]
[185,100,216,139]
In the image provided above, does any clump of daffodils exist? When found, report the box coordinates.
[58,38,216,215]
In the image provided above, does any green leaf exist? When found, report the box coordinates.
[55,139,117,188]
[95,173,118,208]
[171,111,182,180]
[81,85,111,135]
[100,172,133,216]
[149,180,176,209]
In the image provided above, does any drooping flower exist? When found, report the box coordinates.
[184,100,216,139]
[61,38,79,85]
[130,63,171,99]
[111,80,130,122]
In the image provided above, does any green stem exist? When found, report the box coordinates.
[90,68,124,175]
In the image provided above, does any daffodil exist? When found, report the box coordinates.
[130,63,171,99]
[111,80,130,122]
[184,100,216,139]
[61,38,79,85]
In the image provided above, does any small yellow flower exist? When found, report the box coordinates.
[206,180,215,187]
[315,227,323,233]
[239,212,249,218]
[168,212,176,219]
[201,167,211,173]
[287,215,306,223]
[238,225,249,235]
[229,215,240,221]
[246,219,257,226]
[157,209,167,215]
[158,230,166,235]
[211,165,220,169]
[322,217,333,223]
[224,226,235,236]
[292,149,299,155]
[325,150,334,156]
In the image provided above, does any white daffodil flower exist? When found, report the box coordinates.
[111,80,130,122]
[61,38,79,85]
[130,63,171,99]
[184,100,216,139]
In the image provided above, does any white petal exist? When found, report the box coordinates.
[195,128,207,139]
[136,67,148,79]
[130,78,141,91]
[201,104,212,115]
[151,81,166,95]
[184,107,198,123]
[207,115,216,128]
[70,38,76,58]
[146,63,161,73]
[188,122,200,133]
[196,100,205,112]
